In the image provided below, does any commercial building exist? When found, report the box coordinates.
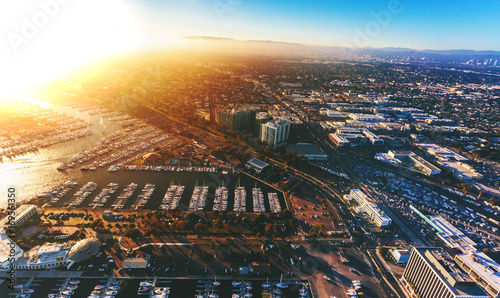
[375,151,441,176]
[329,133,350,147]
[246,158,269,173]
[0,232,23,269]
[417,143,468,162]
[410,205,477,252]
[216,108,255,131]
[260,120,290,148]
[0,204,39,231]
[454,252,500,298]
[286,143,328,160]
[350,189,392,227]
[122,257,148,269]
[440,161,483,181]
[391,249,411,264]
[402,247,489,298]
[362,129,384,146]
[348,113,386,122]
[12,238,99,270]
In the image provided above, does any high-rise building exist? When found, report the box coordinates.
[260,120,290,148]
[215,108,255,131]
[255,112,270,132]
[402,247,488,298]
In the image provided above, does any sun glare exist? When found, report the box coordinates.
[0,0,180,98]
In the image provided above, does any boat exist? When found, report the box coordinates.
[109,286,120,291]
[107,165,119,172]
[69,280,81,285]
[139,281,153,287]
[276,274,288,288]
[137,287,151,295]
[151,287,170,298]
[105,290,117,295]
[57,164,66,171]
[232,281,241,286]
[94,285,106,290]
[262,278,271,288]
[66,285,78,290]
[62,290,74,295]
[213,277,220,286]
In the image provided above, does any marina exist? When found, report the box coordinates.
[159,180,185,211]
[0,278,310,298]
[188,181,209,211]
[268,193,282,213]
[233,180,247,213]
[252,186,266,213]
[213,183,228,212]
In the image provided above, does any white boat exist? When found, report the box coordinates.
[107,165,119,172]
[232,281,241,286]
[69,280,81,285]
[276,274,288,288]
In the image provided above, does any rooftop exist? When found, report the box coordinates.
[414,247,487,297]
[455,252,500,292]
[428,216,477,252]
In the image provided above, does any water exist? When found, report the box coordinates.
[0,96,286,211]
[0,278,309,298]
[0,97,123,208]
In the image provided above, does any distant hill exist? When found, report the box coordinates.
[181,36,500,62]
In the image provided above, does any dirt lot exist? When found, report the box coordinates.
[291,186,346,235]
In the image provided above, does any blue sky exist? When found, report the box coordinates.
[129,0,500,50]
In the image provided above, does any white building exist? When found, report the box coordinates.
[427,215,477,252]
[260,120,290,148]
[350,189,392,227]
[454,252,500,298]
[0,232,23,269]
[0,205,39,231]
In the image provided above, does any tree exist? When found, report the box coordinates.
[124,228,143,240]
[308,224,325,238]
[194,223,206,233]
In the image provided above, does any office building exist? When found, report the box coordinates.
[402,247,488,298]
[0,204,39,231]
[454,252,500,298]
[260,120,290,148]
[350,189,392,227]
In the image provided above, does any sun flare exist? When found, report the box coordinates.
[0,0,180,97]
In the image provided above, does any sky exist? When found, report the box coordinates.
[133,0,500,50]
[0,0,499,93]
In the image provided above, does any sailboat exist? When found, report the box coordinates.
[276,274,288,288]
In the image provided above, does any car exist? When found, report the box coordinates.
[323,275,331,281]
[98,268,105,272]
[88,264,94,268]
